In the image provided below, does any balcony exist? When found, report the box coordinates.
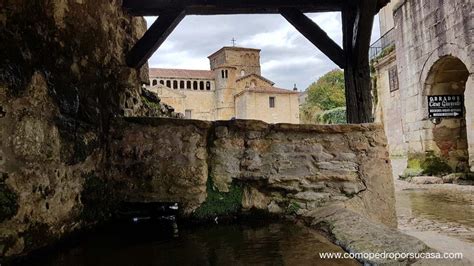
[369,28,395,60]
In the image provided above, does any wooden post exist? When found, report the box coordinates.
[342,0,376,123]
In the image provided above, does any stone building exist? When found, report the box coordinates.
[146,47,300,124]
[373,0,473,172]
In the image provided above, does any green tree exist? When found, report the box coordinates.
[300,69,346,124]
[306,69,345,110]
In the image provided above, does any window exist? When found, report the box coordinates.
[173,80,178,89]
[187,81,192,89]
[193,81,198,90]
[185,110,192,119]
[225,70,228,78]
[159,80,164,85]
[152,80,158,86]
[200,81,204,90]
[269,97,276,108]
[166,80,171,88]
[206,81,211,90]
[180,80,185,89]
[388,65,399,92]
[221,70,225,78]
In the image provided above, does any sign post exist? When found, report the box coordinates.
[428,95,464,119]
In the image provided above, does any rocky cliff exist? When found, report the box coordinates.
[0,0,174,258]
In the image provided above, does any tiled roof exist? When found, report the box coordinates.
[235,86,299,97]
[236,74,275,85]
[149,68,214,79]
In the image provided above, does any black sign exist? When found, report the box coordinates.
[428,95,464,118]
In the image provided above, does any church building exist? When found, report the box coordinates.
[146,47,300,124]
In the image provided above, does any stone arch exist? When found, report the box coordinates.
[152,79,158,86]
[159,80,164,85]
[166,80,171,88]
[180,80,185,89]
[199,81,204,90]
[173,80,178,89]
[206,81,211,90]
[187,80,192,89]
[424,56,470,171]
[193,81,198,90]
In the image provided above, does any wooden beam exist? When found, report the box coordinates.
[122,0,346,16]
[342,0,377,124]
[126,10,185,68]
[280,8,345,69]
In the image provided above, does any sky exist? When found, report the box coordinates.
[145,13,380,91]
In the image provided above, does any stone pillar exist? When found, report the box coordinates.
[466,74,474,171]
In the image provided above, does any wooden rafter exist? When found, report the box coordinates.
[122,0,346,16]
[126,10,185,68]
[280,8,345,69]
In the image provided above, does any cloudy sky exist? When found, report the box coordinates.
[145,13,380,91]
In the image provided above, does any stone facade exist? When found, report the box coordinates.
[147,47,300,124]
[376,0,473,171]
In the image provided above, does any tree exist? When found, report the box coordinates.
[306,69,345,111]
[300,69,346,124]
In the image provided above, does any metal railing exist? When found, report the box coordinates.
[369,28,395,60]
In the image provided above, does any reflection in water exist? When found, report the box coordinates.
[21,220,358,266]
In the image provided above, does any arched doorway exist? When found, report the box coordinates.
[425,56,470,171]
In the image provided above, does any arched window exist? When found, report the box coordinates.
[159,80,164,85]
[152,79,158,86]
[180,80,185,89]
[221,70,225,79]
[187,81,192,89]
[250,79,256,88]
[225,70,229,78]
[200,81,205,90]
[166,80,171,88]
[173,80,178,89]
[193,81,198,90]
[206,81,211,91]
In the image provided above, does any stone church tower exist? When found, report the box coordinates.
[208,47,262,120]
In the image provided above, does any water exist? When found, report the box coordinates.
[21,219,359,266]
[397,189,474,229]
[396,187,474,243]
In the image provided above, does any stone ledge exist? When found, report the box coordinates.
[301,206,434,265]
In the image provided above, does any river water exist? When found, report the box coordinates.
[21,219,358,266]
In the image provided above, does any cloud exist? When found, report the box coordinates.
[145,13,380,91]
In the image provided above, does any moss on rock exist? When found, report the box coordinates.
[193,179,243,220]
[403,152,452,178]
[80,174,118,222]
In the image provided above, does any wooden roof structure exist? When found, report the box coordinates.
[122,0,389,123]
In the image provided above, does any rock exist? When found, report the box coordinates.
[411,176,444,184]
[242,187,270,210]
[453,179,474,186]
[267,201,283,214]
[293,192,331,202]
[306,207,429,265]
[442,173,464,183]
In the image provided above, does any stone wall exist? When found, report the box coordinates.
[0,0,166,258]
[110,118,397,228]
[374,51,407,157]
[393,0,473,171]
